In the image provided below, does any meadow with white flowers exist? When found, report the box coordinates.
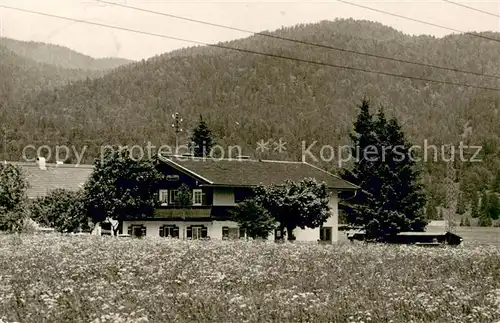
[1,234,500,323]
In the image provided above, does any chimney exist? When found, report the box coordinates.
[36,157,46,170]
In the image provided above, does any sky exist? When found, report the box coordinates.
[0,0,499,60]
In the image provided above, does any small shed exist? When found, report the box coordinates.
[347,230,463,246]
[386,231,463,246]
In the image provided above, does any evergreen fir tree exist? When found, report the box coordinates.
[426,200,438,220]
[456,191,466,215]
[484,192,500,220]
[341,98,378,226]
[190,115,215,157]
[341,100,427,241]
[471,190,480,218]
[479,191,489,218]
[492,170,500,193]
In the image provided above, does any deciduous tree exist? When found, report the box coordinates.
[83,147,164,223]
[252,178,331,241]
[0,164,29,231]
[30,189,89,233]
[231,198,276,239]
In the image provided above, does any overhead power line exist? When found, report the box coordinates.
[443,0,500,18]
[337,0,500,44]
[97,0,500,80]
[2,4,500,92]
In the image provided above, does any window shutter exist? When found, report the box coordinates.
[187,227,192,239]
[141,226,146,237]
[201,226,208,238]
[159,226,164,237]
[127,226,132,236]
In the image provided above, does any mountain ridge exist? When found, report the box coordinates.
[0,37,132,71]
[2,18,500,211]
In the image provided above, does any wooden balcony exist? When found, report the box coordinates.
[152,206,237,221]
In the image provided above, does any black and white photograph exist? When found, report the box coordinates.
[1,0,500,322]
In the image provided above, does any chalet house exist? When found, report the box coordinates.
[7,156,358,243]
[122,155,358,243]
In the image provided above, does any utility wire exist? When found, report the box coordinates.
[2,4,500,92]
[337,0,500,44]
[97,0,500,80]
[443,0,500,18]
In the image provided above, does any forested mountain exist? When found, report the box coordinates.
[0,37,132,70]
[0,44,106,104]
[2,18,500,216]
[0,38,131,127]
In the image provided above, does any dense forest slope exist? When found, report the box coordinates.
[2,19,500,213]
[0,37,132,70]
[0,44,107,104]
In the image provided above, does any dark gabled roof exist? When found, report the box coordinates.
[160,156,358,190]
[6,162,94,199]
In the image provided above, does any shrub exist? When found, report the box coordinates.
[30,189,89,233]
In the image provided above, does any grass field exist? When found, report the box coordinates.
[453,227,500,246]
[1,233,500,323]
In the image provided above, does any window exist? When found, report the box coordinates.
[320,226,332,242]
[128,225,146,238]
[222,226,239,240]
[159,225,179,238]
[239,227,246,240]
[193,189,204,206]
[275,228,284,241]
[159,190,169,206]
[169,190,179,205]
[187,225,208,240]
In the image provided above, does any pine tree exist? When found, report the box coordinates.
[190,115,215,157]
[342,100,427,241]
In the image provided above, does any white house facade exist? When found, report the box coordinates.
[8,155,357,243]
[119,155,356,243]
